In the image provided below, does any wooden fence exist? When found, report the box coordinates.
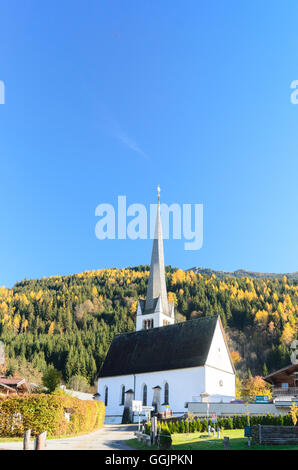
[252,425,298,445]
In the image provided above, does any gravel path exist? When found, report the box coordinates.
[0,424,136,450]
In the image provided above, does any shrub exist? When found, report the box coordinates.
[145,421,151,435]
[159,428,172,450]
[180,420,186,433]
[0,394,105,437]
[227,417,233,430]
[202,418,208,432]
[196,418,202,432]
[42,366,62,393]
[67,375,90,393]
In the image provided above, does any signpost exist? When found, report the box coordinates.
[211,413,217,424]
[132,400,143,430]
[132,400,142,412]
[244,425,252,447]
[256,395,269,404]
[142,405,154,423]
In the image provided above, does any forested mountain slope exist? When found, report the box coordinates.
[0,267,297,383]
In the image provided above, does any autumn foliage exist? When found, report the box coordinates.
[0,394,105,437]
[0,268,297,382]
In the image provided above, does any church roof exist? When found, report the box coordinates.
[99,316,219,378]
[144,197,170,316]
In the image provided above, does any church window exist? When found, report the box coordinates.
[164,382,169,405]
[104,386,108,406]
[120,385,125,405]
[143,319,154,330]
[142,384,147,406]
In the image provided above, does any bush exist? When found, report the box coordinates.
[0,394,105,437]
[202,418,208,432]
[42,366,62,393]
[145,421,151,435]
[155,411,298,437]
[227,417,233,430]
[159,428,172,450]
[67,375,90,393]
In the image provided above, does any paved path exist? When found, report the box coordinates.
[0,424,137,450]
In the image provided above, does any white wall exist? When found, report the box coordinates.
[188,402,291,417]
[204,318,235,401]
[98,363,234,423]
[98,367,206,421]
[204,366,235,402]
[206,319,234,374]
[136,311,174,331]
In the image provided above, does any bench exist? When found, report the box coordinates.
[134,431,152,447]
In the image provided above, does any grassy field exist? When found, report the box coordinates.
[127,429,298,451]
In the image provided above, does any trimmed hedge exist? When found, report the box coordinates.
[157,413,298,435]
[0,394,105,437]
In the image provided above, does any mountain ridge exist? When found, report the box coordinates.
[187,267,298,280]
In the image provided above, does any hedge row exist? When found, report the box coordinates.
[145,413,297,435]
[0,394,105,437]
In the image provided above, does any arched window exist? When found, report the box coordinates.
[143,318,154,330]
[104,386,108,406]
[120,385,125,405]
[164,382,169,405]
[142,384,147,406]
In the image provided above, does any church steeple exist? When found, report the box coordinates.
[136,187,175,331]
[144,186,169,316]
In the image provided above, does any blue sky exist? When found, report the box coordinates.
[1,0,298,287]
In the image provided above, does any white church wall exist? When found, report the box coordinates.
[98,366,206,423]
[204,365,235,402]
[136,311,174,331]
[204,319,235,402]
[205,319,234,374]
[98,375,135,423]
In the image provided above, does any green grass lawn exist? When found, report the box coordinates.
[126,429,298,451]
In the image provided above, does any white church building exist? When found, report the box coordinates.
[98,193,235,422]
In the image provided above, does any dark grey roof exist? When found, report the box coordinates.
[99,316,219,378]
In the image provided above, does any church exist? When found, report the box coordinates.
[98,192,235,422]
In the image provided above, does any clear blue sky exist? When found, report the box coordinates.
[1,0,298,287]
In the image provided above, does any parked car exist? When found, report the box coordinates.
[230,399,244,403]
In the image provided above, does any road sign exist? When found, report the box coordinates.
[256,395,269,403]
[142,406,154,412]
[244,426,252,437]
[132,400,142,412]
[211,413,217,423]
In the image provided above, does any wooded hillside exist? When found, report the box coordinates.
[0,267,297,384]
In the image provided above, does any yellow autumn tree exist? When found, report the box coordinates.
[241,376,272,400]
[130,300,138,314]
[281,322,295,346]
[254,309,269,326]
[231,351,242,365]
[171,269,185,285]
[48,321,55,335]
[168,292,178,306]
[91,286,98,298]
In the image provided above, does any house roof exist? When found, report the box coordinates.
[99,316,219,378]
[0,376,29,393]
[0,377,25,386]
[263,363,298,384]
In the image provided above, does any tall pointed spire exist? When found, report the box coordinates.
[144,186,169,316]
